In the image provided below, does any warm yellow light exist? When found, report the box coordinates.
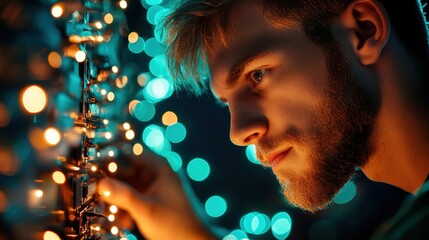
[94,226,101,231]
[115,76,128,88]
[48,52,62,68]
[51,5,63,18]
[75,50,86,62]
[108,214,115,222]
[96,36,104,42]
[108,150,114,157]
[43,230,61,240]
[162,111,178,126]
[123,122,131,130]
[52,171,66,184]
[44,127,61,146]
[108,162,118,173]
[103,119,109,125]
[109,205,118,213]
[105,132,112,140]
[29,127,48,150]
[21,85,48,114]
[112,66,119,73]
[91,166,97,172]
[119,0,127,9]
[103,191,111,197]
[128,32,138,43]
[137,73,150,87]
[35,189,44,198]
[133,143,143,156]
[107,92,115,101]
[125,130,135,140]
[104,13,114,24]
[94,21,103,29]
[128,100,139,116]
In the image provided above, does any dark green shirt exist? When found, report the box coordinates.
[371,176,429,239]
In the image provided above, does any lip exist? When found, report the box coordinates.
[265,148,292,169]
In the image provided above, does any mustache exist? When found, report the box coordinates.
[255,128,301,165]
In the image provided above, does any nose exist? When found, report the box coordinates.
[228,101,268,146]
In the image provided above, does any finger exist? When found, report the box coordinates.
[98,177,143,212]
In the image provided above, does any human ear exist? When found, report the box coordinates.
[340,0,390,65]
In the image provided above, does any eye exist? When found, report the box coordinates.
[248,69,269,87]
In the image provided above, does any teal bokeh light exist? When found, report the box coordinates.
[240,212,270,235]
[149,55,170,77]
[147,5,164,25]
[132,100,155,122]
[166,122,186,143]
[245,144,260,165]
[143,77,174,103]
[145,0,163,5]
[128,37,145,54]
[142,124,171,155]
[187,157,210,181]
[164,151,182,172]
[154,8,171,25]
[205,195,227,218]
[333,181,357,204]
[144,38,163,57]
[271,212,292,239]
[223,230,248,240]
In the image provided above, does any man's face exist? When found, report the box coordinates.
[209,2,375,212]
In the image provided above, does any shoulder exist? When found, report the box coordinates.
[371,178,429,240]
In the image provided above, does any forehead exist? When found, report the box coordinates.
[207,2,301,89]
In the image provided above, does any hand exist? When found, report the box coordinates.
[97,149,218,240]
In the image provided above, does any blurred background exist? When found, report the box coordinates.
[0,0,416,239]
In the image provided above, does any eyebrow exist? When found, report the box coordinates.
[225,51,269,88]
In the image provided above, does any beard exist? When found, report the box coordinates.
[259,41,377,212]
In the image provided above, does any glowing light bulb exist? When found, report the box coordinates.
[35,189,43,198]
[75,50,86,62]
[110,205,118,213]
[103,191,111,197]
[112,66,119,73]
[52,171,66,184]
[43,230,61,240]
[123,122,131,130]
[91,166,97,172]
[100,89,107,95]
[44,127,61,146]
[111,226,119,235]
[125,129,135,140]
[21,85,47,114]
[104,13,114,24]
[133,143,143,155]
[128,32,139,43]
[108,162,118,173]
[119,0,127,9]
[51,5,63,18]
[103,119,109,125]
[108,214,115,222]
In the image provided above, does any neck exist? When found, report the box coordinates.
[361,38,429,194]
